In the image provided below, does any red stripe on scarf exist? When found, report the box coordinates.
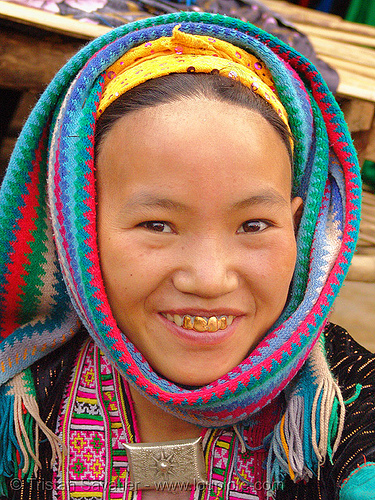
[0,128,46,337]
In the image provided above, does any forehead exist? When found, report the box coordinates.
[96,98,292,203]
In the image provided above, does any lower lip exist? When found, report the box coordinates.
[158,314,240,346]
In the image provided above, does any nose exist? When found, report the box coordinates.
[172,236,239,298]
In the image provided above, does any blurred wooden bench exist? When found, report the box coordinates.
[1,0,374,280]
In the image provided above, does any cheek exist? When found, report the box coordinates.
[272,238,297,296]
[250,234,297,298]
[98,233,170,309]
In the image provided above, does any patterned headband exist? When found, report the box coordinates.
[97,25,289,130]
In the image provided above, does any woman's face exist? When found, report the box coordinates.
[97,99,302,386]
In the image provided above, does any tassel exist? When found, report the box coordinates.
[310,337,345,462]
[0,385,25,494]
[266,334,345,492]
[233,425,247,454]
[1,368,63,485]
[11,370,63,472]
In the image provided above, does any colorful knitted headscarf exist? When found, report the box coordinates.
[0,11,361,491]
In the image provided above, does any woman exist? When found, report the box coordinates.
[0,11,373,500]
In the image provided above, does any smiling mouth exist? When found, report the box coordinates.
[161,313,235,332]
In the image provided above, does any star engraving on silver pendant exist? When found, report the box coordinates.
[151,449,176,480]
[123,437,207,489]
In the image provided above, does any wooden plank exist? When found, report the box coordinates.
[363,153,375,170]
[362,118,375,162]
[0,25,82,90]
[357,238,374,248]
[335,68,375,102]
[351,115,375,163]
[0,136,16,176]
[339,99,375,132]
[363,190,375,206]
[262,0,375,37]
[320,55,375,80]
[295,22,375,48]
[334,21,375,39]
[0,0,110,40]
[352,130,372,165]
[7,90,39,134]
[360,236,375,247]
[309,35,375,69]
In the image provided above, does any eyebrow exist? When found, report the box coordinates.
[230,191,289,211]
[121,193,188,213]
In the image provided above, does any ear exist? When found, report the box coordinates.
[291,197,303,233]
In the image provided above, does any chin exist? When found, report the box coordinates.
[161,366,231,388]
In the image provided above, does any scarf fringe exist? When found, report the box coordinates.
[0,369,63,495]
[266,334,345,496]
[0,391,18,495]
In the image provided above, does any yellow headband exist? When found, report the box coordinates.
[97,26,289,130]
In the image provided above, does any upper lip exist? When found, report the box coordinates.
[159,308,244,317]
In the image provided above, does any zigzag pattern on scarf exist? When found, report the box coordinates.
[0,11,361,489]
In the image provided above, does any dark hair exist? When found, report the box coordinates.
[95,73,293,165]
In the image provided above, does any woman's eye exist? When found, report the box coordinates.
[237,220,270,233]
[138,221,173,233]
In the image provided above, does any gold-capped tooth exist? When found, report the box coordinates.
[193,316,207,332]
[207,316,219,332]
[183,315,194,330]
[218,316,227,330]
